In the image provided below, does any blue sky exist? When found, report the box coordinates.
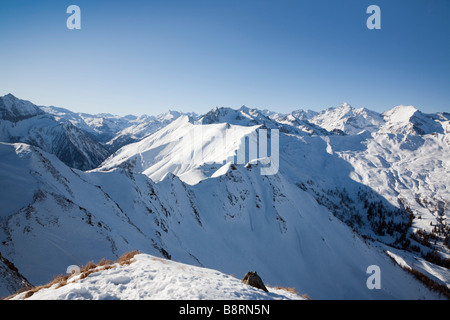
[0,0,449,116]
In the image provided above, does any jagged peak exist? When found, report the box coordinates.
[239,105,250,113]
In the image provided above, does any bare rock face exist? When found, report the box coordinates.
[242,271,268,292]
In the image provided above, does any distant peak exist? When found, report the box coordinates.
[158,109,181,121]
[1,93,19,102]
[239,105,250,113]
[381,105,443,135]
[206,106,234,116]
[383,105,419,121]
[290,109,318,119]
[391,105,418,112]
[0,94,43,121]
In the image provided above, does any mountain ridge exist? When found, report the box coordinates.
[0,94,449,299]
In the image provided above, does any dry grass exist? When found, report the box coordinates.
[117,250,140,265]
[78,258,115,280]
[20,274,71,299]
[5,250,140,300]
[300,293,311,300]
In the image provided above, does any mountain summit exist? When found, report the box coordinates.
[382,105,446,135]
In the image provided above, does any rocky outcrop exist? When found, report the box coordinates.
[242,271,268,292]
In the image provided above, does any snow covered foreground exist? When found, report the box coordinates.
[10,253,304,300]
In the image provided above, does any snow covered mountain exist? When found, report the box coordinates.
[308,103,384,135]
[0,94,110,170]
[1,141,446,299]
[0,93,44,121]
[99,114,262,184]
[105,110,191,153]
[381,105,448,135]
[42,105,189,153]
[0,94,188,170]
[1,95,449,299]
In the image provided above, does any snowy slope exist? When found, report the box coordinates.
[96,104,450,299]
[0,142,169,287]
[104,110,192,152]
[1,96,449,300]
[10,253,305,300]
[0,141,447,299]
[99,115,262,184]
[99,103,449,244]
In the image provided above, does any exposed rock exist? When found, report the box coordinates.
[242,271,268,292]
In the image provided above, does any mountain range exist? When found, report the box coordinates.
[1,93,449,299]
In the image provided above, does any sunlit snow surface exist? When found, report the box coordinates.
[11,254,305,300]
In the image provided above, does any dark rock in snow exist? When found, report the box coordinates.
[242,271,268,292]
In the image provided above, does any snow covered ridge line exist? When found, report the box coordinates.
[6,251,307,300]
[171,124,279,175]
